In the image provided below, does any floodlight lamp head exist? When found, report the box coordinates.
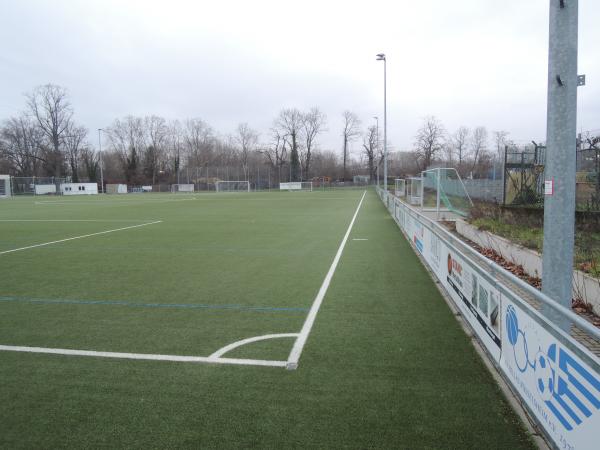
[376,53,385,60]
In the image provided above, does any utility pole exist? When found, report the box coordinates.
[376,54,387,192]
[374,116,379,186]
[541,0,581,331]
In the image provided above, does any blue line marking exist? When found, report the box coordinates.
[0,296,308,313]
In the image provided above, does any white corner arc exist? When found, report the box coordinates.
[209,333,299,359]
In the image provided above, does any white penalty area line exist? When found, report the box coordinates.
[0,219,161,222]
[0,221,162,255]
[35,198,197,205]
[286,190,367,370]
[0,345,287,368]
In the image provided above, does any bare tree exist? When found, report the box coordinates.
[26,84,74,177]
[143,116,169,185]
[105,116,146,184]
[452,127,470,165]
[414,116,445,171]
[275,109,303,181]
[261,130,288,184]
[470,126,489,177]
[301,107,326,180]
[493,130,510,161]
[234,123,259,180]
[341,111,361,181]
[62,124,88,182]
[0,115,46,176]
[311,150,340,180]
[362,125,380,182]
[183,118,214,170]
[167,120,184,183]
[80,147,99,182]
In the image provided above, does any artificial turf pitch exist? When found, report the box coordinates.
[0,189,535,448]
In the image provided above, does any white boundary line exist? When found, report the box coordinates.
[0,221,162,255]
[0,345,287,367]
[34,197,197,206]
[286,190,367,370]
[0,219,161,222]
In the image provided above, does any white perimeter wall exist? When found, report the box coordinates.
[61,183,98,195]
[280,182,302,190]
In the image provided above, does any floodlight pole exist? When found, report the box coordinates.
[374,116,379,186]
[541,0,580,331]
[98,129,104,194]
[377,54,388,192]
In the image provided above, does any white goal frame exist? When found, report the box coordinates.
[279,182,313,192]
[171,184,195,193]
[215,180,250,192]
[0,175,11,199]
[394,179,406,197]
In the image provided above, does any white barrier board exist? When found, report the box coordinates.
[380,190,600,449]
[280,182,302,190]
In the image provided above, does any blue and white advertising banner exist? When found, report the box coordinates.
[501,301,600,450]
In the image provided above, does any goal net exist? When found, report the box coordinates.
[171,184,195,193]
[421,168,473,217]
[215,181,250,192]
[394,179,406,197]
[0,175,11,198]
[279,182,313,191]
[408,177,422,205]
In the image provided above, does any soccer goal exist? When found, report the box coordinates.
[279,182,313,191]
[407,177,422,206]
[0,175,11,199]
[394,179,406,197]
[421,168,473,218]
[215,181,250,192]
[171,184,195,193]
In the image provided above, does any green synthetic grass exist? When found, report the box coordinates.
[0,190,534,448]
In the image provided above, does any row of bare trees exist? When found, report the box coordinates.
[5,85,515,185]
[410,115,510,178]
[0,84,388,185]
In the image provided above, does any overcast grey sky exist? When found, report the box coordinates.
[1,0,598,153]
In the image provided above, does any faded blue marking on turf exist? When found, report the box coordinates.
[0,296,308,313]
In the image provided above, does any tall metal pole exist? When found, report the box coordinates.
[374,116,379,186]
[541,0,579,331]
[384,59,387,192]
[376,54,388,192]
[97,129,104,194]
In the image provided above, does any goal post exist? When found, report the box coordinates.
[171,184,195,193]
[215,180,250,192]
[394,179,406,197]
[279,182,313,191]
[0,175,11,198]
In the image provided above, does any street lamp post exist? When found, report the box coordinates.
[376,53,387,192]
[98,129,104,194]
[373,116,379,186]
